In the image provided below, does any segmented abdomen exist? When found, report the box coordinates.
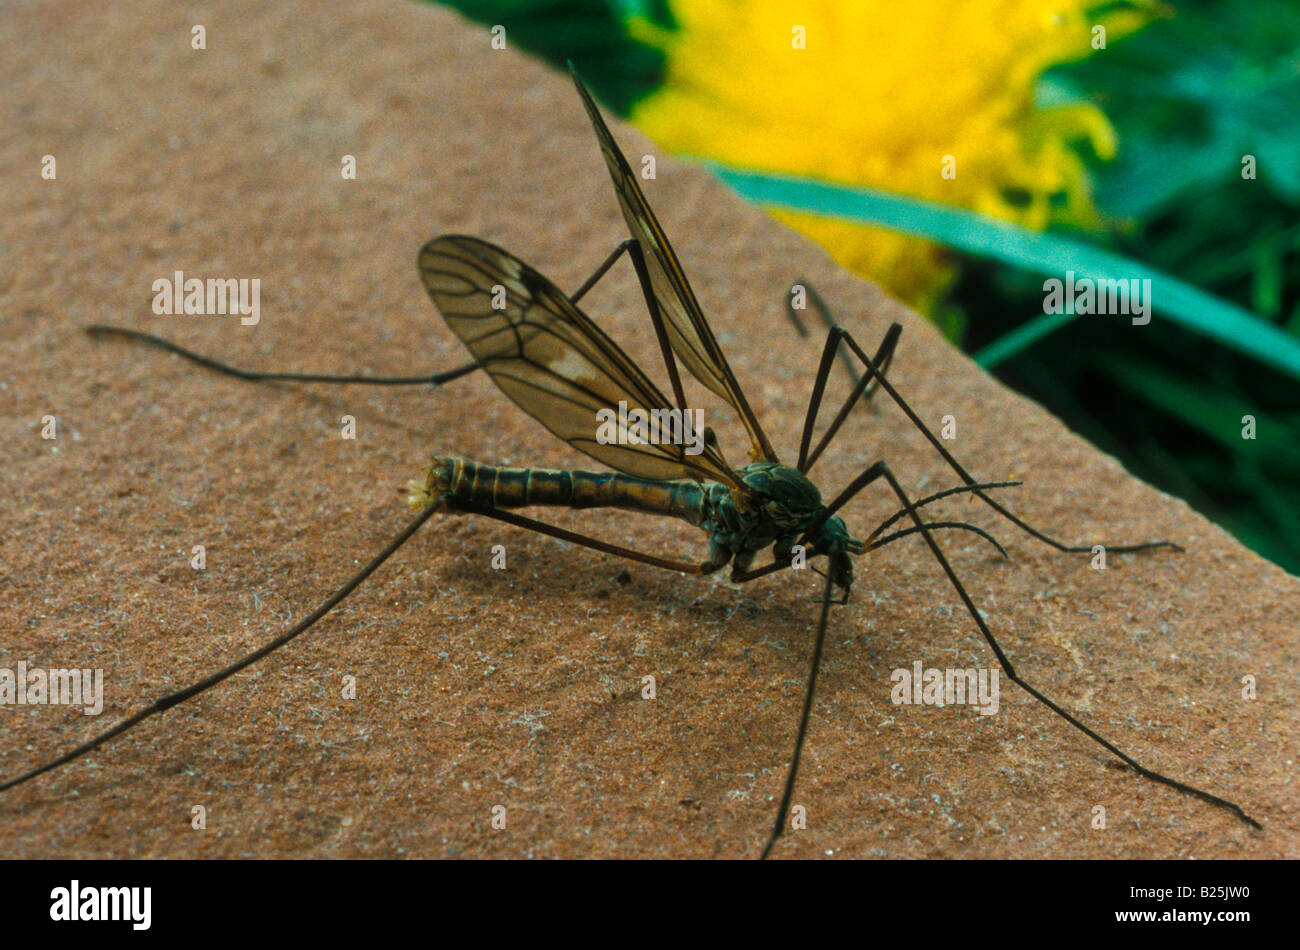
[410,456,709,524]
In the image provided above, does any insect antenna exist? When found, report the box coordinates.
[804,323,1180,555]
[0,502,443,793]
[870,521,1009,560]
[866,480,1026,557]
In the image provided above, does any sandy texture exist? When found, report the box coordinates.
[1,0,1295,859]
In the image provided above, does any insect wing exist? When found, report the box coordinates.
[570,68,778,464]
[418,234,739,487]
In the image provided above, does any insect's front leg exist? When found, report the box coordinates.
[811,323,1180,556]
[819,457,1258,829]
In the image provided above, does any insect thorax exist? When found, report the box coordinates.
[703,462,861,568]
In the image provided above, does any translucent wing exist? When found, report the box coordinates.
[570,67,779,464]
[418,234,740,487]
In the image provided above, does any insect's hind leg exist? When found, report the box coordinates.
[84,325,482,387]
[83,238,640,388]
[808,323,1179,555]
[1,501,444,792]
[434,500,717,577]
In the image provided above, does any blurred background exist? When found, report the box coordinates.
[436,0,1300,572]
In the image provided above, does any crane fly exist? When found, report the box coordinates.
[6,65,1259,856]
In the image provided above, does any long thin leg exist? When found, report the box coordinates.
[814,325,1179,555]
[763,460,1257,858]
[451,503,710,576]
[808,323,900,466]
[785,279,889,393]
[798,322,901,473]
[84,239,640,388]
[84,325,483,386]
[1,495,723,793]
[1,502,443,792]
[569,237,636,304]
[869,461,1258,827]
[572,234,718,444]
[761,566,837,858]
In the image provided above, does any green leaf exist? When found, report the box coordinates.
[710,164,1300,377]
[1051,0,1300,213]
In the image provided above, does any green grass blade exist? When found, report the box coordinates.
[711,164,1300,376]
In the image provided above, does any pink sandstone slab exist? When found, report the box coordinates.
[0,0,1295,858]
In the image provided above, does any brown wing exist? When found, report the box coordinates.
[418,234,740,487]
[569,66,779,464]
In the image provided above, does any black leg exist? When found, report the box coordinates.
[1,502,444,792]
[613,239,689,415]
[796,319,848,473]
[815,325,1179,555]
[0,489,732,795]
[798,322,901,473]
[450,503,715,576]
[84,324,482,386]
[84,239,641,388]
[568,237,636,304]
[872,460,1257,827]
[762,459,1257,859]
[760,566,838,858]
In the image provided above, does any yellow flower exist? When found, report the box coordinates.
[628,1,1156,319]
